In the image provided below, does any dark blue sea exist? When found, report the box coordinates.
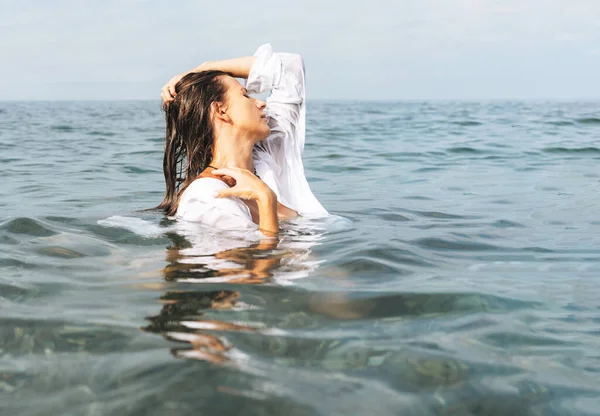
[1,100,599,415]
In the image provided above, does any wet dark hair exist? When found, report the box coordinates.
[157,70,233,216]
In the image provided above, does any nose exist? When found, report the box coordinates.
[256,99,266,110]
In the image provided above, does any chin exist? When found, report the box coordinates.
[257,125,271,141]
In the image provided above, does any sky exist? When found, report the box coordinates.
[1,0,599,100]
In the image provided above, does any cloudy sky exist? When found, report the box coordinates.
[1,0,599,100]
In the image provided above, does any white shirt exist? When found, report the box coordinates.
[176,44,328,230]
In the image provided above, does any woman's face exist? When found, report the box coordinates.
[220,76,270,141]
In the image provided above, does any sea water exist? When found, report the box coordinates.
[1,100,599,415]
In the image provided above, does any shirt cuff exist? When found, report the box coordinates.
[246,43,277,94]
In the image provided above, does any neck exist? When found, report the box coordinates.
[210,131,255,171]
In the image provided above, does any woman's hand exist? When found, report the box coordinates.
[161,57,255,104]
[212,167,279,236]
[161,73,185,103]
[212,168,274,202]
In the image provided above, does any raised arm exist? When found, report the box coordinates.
[161,45,304,106]
[161,57,256,103]
[194,57,255,79]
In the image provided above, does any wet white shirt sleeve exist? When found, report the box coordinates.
[247,44,328,217]
[176,178,257,230]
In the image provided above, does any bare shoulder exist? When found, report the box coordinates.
[198,169,235,187]
[183,177,228,198]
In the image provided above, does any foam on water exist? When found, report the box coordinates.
[98,215,169,238]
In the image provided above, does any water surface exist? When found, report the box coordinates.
[1,100,599,415]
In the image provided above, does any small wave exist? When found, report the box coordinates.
[50,124,75,132]
[375,212,411,222]
[545,120,575,126]
[0,158,21,163]
[412,167,443,173]
[576,117,600,125]
[87,131,116,137]
[481,331,571,348]
[412,210,470,220]
[542,147,600,154]
[97,216,167,238]
[335,257,413,276]
[338,246,434,269]
[491,220,526,228]
[0,217,57,237]
[0,234,19,245]
[0,257,40,269]
[364,109,386,115]
[314,165,367,173]
[450,120,482,126]
[402,195,433,201]
[522,246,553,253]
[125,150,158,157]
[375,152,425,159]
[447,147,484,154]
[122,166,158,174]
[413,237,501,251]
[44,216,78,225]
[0,282,36,302]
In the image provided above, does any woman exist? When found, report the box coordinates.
[158,44,327,236]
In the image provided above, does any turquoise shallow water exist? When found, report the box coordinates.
[1,100,600,415]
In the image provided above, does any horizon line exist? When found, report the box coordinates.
[2,98,600,103]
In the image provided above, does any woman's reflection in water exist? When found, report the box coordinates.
[145,229,307,364]
[163,236,283,285]
[144,224,389,369]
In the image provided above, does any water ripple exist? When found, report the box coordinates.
[0,217,57,237]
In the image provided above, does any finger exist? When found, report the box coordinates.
[163,88,175,103]
[221,175,237,188]
[215,188,236,198]
[168,84,176,97]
